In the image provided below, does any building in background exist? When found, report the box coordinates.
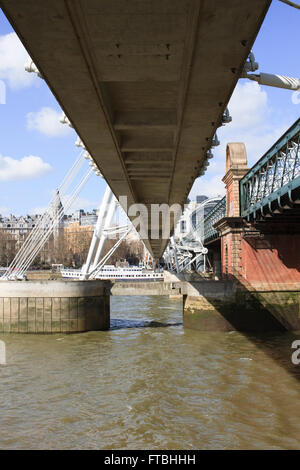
[63,209,98,228]
[0,201,144,267]
[174,195,222,240]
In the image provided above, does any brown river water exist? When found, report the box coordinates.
[1,295,300,450]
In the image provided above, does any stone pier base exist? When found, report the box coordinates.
[183,281,300,332]
[0,280,110,333]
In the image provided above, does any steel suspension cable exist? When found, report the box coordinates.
[89,228,131,279]
[6,152,85,276]
[16,169,93,278]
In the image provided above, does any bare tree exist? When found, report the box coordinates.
[100,237,144,266]
[0,226,144,270]
[0,230,17,267]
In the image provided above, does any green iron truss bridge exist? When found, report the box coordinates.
[240,117,300,220]
[203,196,226,244]
[203,117,300,244]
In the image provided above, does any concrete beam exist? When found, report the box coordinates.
[0,0,271,259]
[114,110,177,130]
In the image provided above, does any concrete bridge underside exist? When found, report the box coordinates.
[0,0,271,259]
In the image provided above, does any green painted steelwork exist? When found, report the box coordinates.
[240,118,300,219]
[202,118,300,241]
[203,197,226,244]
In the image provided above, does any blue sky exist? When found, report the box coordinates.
[0,0,299,216]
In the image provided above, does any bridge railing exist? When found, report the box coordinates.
[202,118,300,243]
[203,196,226,244]
[240,118,300,219]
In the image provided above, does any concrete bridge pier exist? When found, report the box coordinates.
[0,280,110,333]
[185,143,300,332]
[182,280,296,332]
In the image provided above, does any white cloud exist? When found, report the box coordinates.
[189,81,293,200]
[215,81,292,168]
[26,107,72,137]
[0,154,52,181]
[0,206,10,216]
[227,81,268,130]
[0,32,36,89]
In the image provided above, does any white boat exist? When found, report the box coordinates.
[61,265,164,281]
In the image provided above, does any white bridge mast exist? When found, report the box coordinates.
[81,186,117,280]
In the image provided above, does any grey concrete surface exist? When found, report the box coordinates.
[0,280,110,333]
[0,0,271,259]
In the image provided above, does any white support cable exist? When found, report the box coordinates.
[6,214,47,275]
[189,252,203,266]
[242,50,300,91]
[89,228,131,277]
[17,169,93,277]
[246,72,300,91]
[178,252,192,265]
[92,196,118,269]
[170,236,180,273]
[9,198,61,275]
[7,211,56,277]
[279,0,300,9]
[6,152,85,277]
[102,224,130,236]
[88,228,131,279]
[7,151,84,271]
[59,151,86,194]
[81,186,113,278]
[6,167,92,279]
[177,254,192,272]
[14,174,87,277]
[175,244,206,273]
[88,221,129,271]
[17,202,69,276]
[17,170,93,278]
[15,153,86,273]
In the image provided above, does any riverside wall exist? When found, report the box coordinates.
[182,280,300,332]
[112,279,300,332]
[0,277,299,333]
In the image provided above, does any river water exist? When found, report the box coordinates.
[1,295,300,450]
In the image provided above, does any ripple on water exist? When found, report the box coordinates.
[0,296,300,449]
